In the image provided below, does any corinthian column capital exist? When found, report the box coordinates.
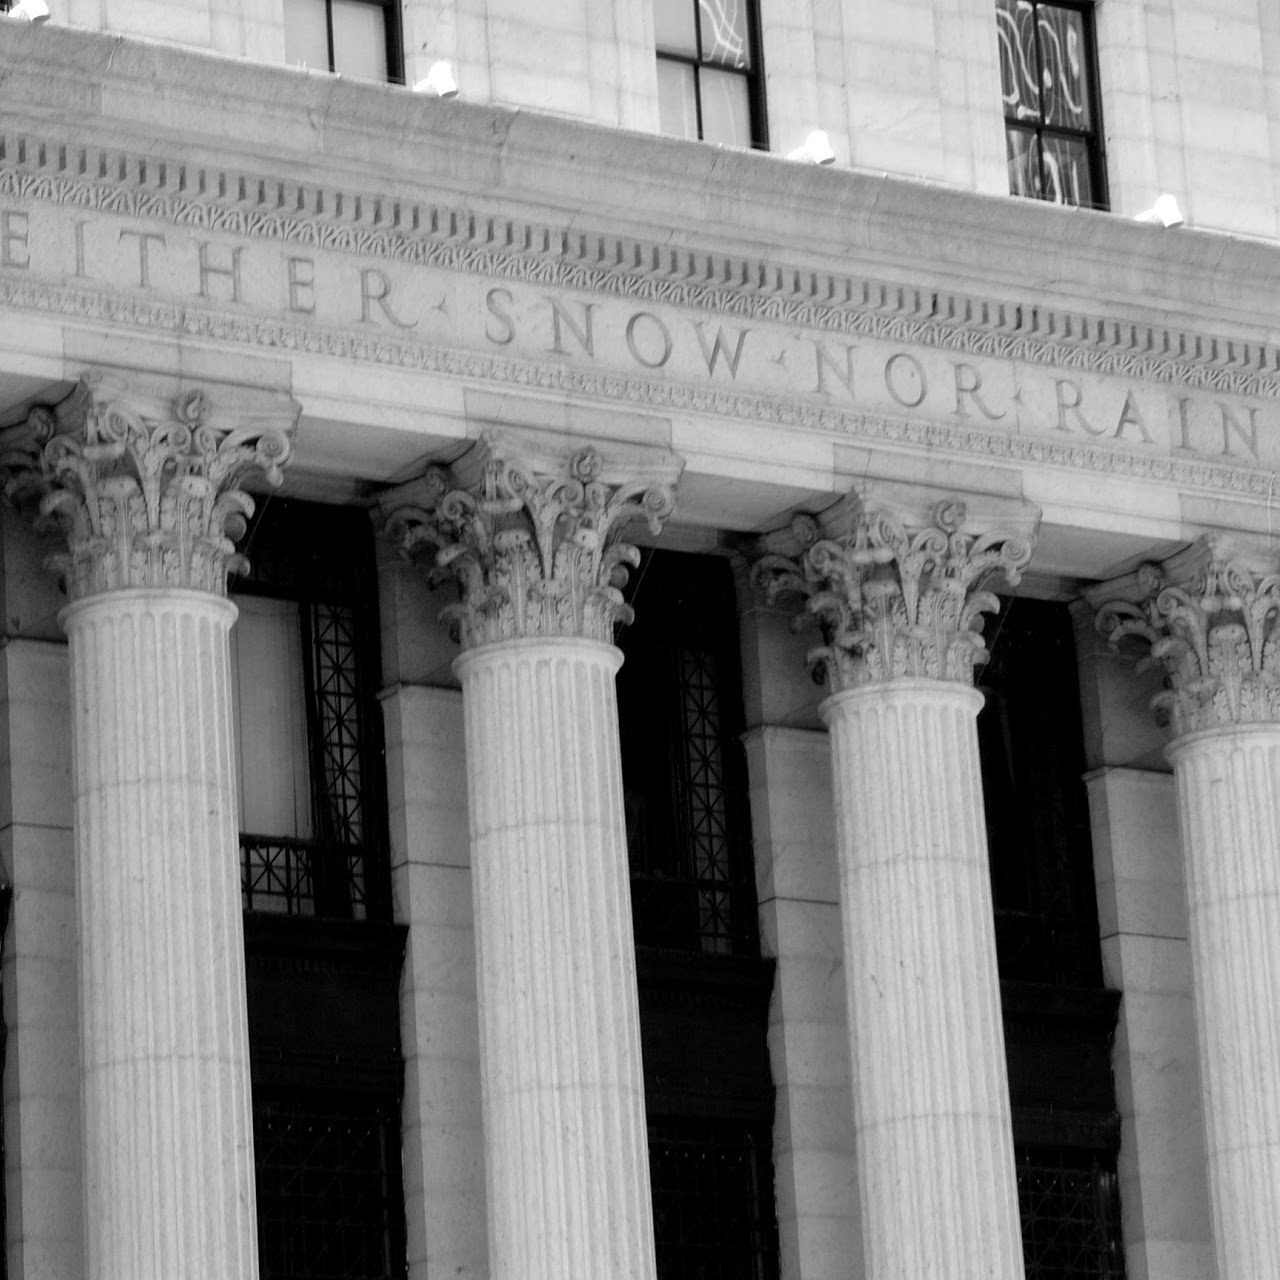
[752,488,1039,691]
[1093,536,1280,736]
[0,373,297,600]
[382,432,683,649]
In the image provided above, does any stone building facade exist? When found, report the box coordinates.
[0,2,1277,1279]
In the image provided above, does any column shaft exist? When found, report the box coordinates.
[1169,725,1280,1280]
[457,636,655,1280]
[66,588,257,1280]
[823,679,1024,1280]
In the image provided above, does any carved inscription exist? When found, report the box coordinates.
[0,199,1275,468]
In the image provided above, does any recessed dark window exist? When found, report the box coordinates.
[996,0,1107,209]
[231,499,391,923]
[654,0,765,148]
[619,550,758,956]
[284,0,403,83]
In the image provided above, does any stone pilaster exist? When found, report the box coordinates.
[383,433,681,1280]
[1095,539,1280,1280]
[0,373,296,1280]
[755,491,1037,1280]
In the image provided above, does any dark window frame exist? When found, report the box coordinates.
[655,0,768,150]
[998,0,1108,210]
[292,0,405,85]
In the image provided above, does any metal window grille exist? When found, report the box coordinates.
[241,835,368,919]
[996,0,1107,209]
[305,601,368,848]
[1017,1148,1126,1279]
[254,1095,407,1280]
[648,1120,779,1280]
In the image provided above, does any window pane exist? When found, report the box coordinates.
[231,596,313,840]
[332,0,388,81]
[699,67,752,147]
[657,58,699,139]
[1037,4,1091,129]
[698,0,751,69]
[1042,132,1093,206]
[654,0,698,55]
[996,0,1039,123]
[284,0,330,71]
[1006,126,1041,199]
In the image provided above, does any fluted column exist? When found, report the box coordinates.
[756,493,1038,1280]
[384,434,681,1280]
[0,374,296,1280]
[1096,544,1280,1280]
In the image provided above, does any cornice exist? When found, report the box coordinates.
[2,131,1280,407]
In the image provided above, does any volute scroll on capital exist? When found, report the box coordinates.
[0,374,298,601]
[1093,537,1280,736]
[751,490,1040,692]
[380,433,684,649]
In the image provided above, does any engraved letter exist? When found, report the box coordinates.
[1218,403,1260,459]
[693,322,750,380]
[485,288,516,345]
[625,311,673,369]
[0,211,29,270]
[286,256,316,314]
[549,299,596,358]
[360,267,417,329]
[197,242,243,303]
[1113,391,1153,443]
[884,352,928,409]
[811,341,858,399]
[1053,379,1103,435]
[119,229,166,289]
[73,220,89,279]
[1177,396,1195,450]
[952,362,1006,421]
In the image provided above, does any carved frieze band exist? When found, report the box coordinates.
[1095,539,1280,735]
[753,493,1039,690]
[0,273,1271,501]
[382,434,682,648]
[0,133,1277,399]
[0,374,297,599]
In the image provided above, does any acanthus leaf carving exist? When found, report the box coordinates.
[381,433,682,649]
[753,492,1039,691]
[1094,538,1280,735]
[0,374,297,600]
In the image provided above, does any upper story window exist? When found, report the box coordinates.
[654,0,763,149]
[284,0,403,83]
[996,0,1106,209]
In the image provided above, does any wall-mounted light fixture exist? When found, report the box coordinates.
[413,61,459,99]
[1133,194,1184,228]
[786,130,836,166]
